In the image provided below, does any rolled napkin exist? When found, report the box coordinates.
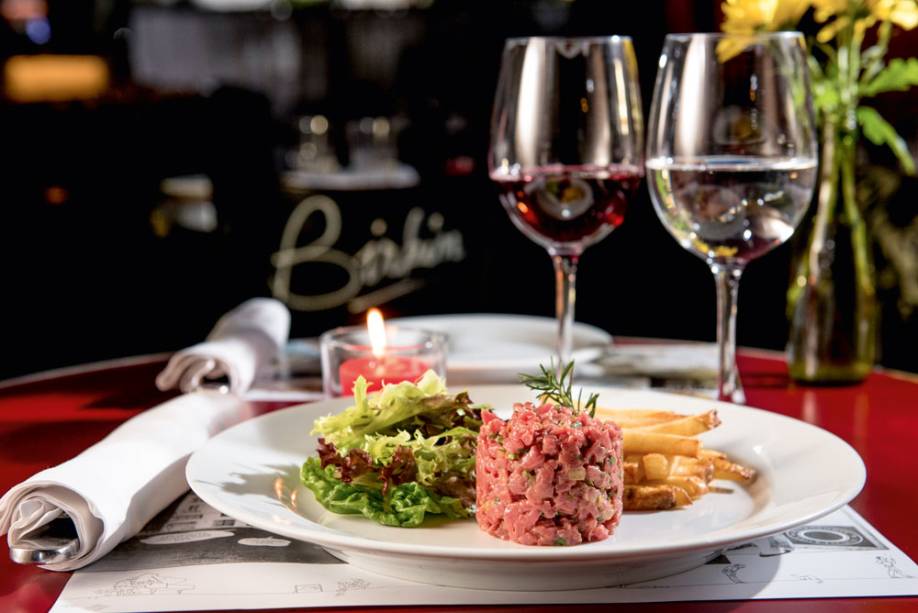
[156,298,291,395]
[0,391,253,571]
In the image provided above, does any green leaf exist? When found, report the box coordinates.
[812,76,840,114]
[311,371,454,451]
[807,55,826,82]
[361,426,478,491]
[861,58,918,97]
[300,458,468,527]
[856,106,916,175]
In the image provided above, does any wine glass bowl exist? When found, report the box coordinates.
[647,157,817,264]
[646,32,818,402]
[494,166,642,253]
[489,36,644,362]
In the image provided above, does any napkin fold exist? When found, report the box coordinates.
[0,391,253,571]
[156,298,291,395]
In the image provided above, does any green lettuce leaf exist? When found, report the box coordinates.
[300,457,467,527]
[312,371,463,451]
[362,426,477,491]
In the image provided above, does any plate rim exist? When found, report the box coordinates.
[187,386,866,563]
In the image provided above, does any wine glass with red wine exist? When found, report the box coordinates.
[489,36,644,365]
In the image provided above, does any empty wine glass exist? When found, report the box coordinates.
[489,36,644,365]
[646,32,817,403]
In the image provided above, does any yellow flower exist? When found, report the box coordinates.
[815,16,854,42]
[868,0,918,29]
[813,0,917,42]
[721,0,811,33]
[718,0,811,61]
[812,0,857,42]
[812,0,849,22]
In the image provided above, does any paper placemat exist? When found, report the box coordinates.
[51,493,918,611]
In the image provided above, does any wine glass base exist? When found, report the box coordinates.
[718,374,746,404]
[720,386,746,405]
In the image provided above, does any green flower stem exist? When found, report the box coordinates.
[810,118,841,280]
[834,9,873,304]
[839,134,875,300]
[789,116,838,337]
[861,20,893,86]
[837,14,861,131]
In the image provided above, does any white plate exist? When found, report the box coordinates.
[389,314,611,377]
[186,387,865,591]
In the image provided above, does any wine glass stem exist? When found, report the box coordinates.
[712,264,745,403]
[551,253,579,367]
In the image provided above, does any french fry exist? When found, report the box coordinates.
[623,485,678,511]
[595,408,686,427]
[642,453,670,481]
[636,410,721,436]
[599,410,756,512]
[667,476,709,499]
[671,486,694,507]
[623,430,700,458]
[670,456,715,483]
[713,458,758,483]
[622,460,641,485]
[643,477,708,499]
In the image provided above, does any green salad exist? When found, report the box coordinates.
[300,371,483,527]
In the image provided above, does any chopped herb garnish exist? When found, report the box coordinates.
[554,537,567,546]
[519,360,599,417]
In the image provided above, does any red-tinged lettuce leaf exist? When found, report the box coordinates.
[316,436,475,509]
[317,438,420,495]
[316,438,375,484]
[376,392,482,438]
[377,445,419,494]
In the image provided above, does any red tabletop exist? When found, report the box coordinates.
[1,348,917,612]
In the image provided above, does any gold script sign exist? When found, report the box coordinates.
[272,195,465,313]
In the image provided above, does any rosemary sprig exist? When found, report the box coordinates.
[519,360,599,417]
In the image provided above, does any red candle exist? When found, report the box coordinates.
[339,355,430,396]
[337,308,430,396]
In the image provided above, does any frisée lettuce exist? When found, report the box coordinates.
[301,371,482,527]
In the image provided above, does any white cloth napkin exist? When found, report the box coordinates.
[156,298,291,395]
[0,391,254,571]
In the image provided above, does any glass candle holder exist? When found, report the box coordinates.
[320,326,447,397]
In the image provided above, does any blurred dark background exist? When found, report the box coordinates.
[1,0,916,379]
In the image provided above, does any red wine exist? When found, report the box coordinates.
[490,165,643,249]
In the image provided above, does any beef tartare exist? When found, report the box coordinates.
[476,402,624,546]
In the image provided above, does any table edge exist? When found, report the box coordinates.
[0,353,171,390]
[1,341,914,392]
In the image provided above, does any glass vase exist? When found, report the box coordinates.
[787,121,878,384]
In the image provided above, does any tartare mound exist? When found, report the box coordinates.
[475,402,623,546]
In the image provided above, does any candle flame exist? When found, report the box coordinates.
[367,308,386,358]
